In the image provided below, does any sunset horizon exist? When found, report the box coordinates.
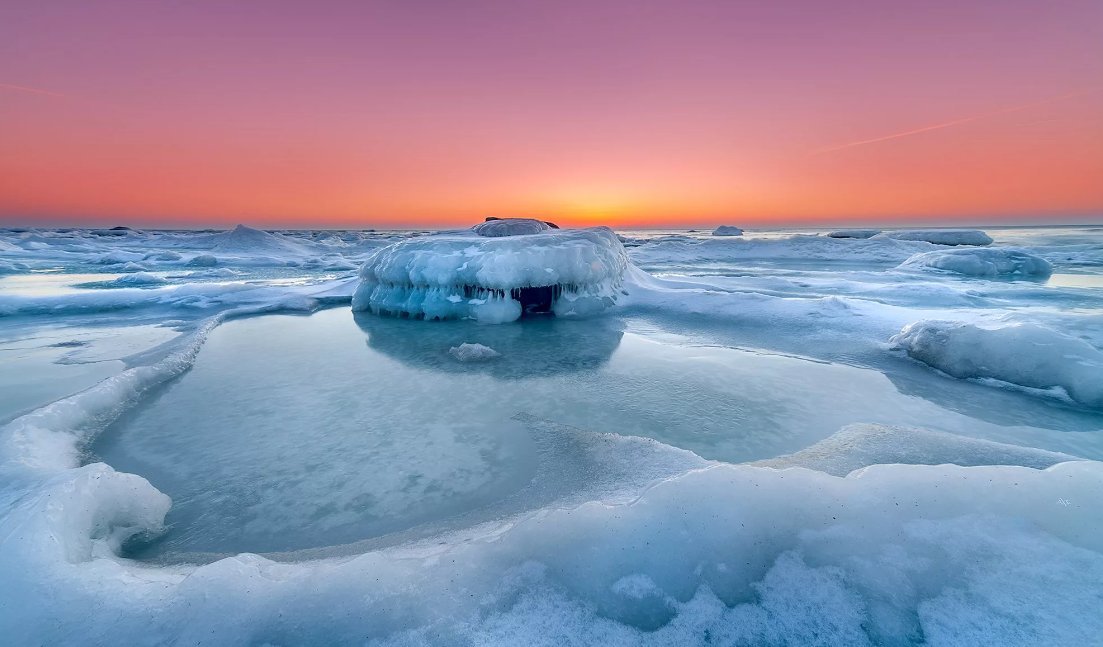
[3,0,1101,230]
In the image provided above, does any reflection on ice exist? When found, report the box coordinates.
[89,304,1103,560]
[353,311,624,377]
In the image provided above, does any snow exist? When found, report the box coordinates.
[754,423,1078,476]
[449,342,501,361]
[827,229,881,239]
[874,229,994,246]
[352,226,628,322]
[890,321,1103,408]
[711,225,744,236]
[898,247,1053,279]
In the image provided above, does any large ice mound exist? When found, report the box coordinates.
[898,248,1053,279]
[352,224,629,323]
[711,225,744,236]
[890,321,1103,408]
[874,229,993,246]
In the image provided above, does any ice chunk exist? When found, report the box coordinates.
[186,254,218,267]
[826,229,880,239]
[898,247,1053,279]
[448,342,501,361]
[754,423,1078,476]
[711,225,744,236]
[79,272,168,288]
[472,218,552,237]
[352,226,628,323]
[874,229,993,246]
[890,321,1103,407]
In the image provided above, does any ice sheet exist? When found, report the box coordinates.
[2,224,1102,644]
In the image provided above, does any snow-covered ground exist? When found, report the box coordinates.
[1,223,1102,644]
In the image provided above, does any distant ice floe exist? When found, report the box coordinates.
[448,342,500,361]
[874,229,993,246]
[628,234,934,266]
[890,320,1103,408]
[898,247,1053,279]
[826,228,881,239]
[205,224,314,256]
[711,225,744,236]
[352,221,629,323]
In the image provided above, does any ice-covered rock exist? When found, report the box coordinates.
[898,247,1053,279]
[448,342,501,361]
[352,226,629,323]
[874,229,993,246]
[826,229,880,239]
[472,218,552,237]
[711,225,744,236]
[187,254,219,267]
[890,321,1103,407]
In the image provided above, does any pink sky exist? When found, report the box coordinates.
[2,0,1101,228]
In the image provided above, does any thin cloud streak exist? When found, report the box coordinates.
[809,89,1095,157]
[0,82,66,98]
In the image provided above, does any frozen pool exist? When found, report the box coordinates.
[90,306,1103,560]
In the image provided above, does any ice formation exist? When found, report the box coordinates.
[897,247,1053,279]
[88,272,169,288]
[711,225,744,236]
[754,423,1078,476]
[874,229,993,246]
[449,342,501,361]
[826,229,881,239]
[352,224,629,323]
[890,321,1103,407]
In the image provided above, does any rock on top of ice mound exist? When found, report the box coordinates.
[898,247,1052,279]
[472,218,554,237]
[711,225,744,236]
[353,226,629,323]
[874,229,993,246]
[826,229,881,239]
[889,320,1103,408]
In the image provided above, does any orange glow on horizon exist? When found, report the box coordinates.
[2,1,1102,229]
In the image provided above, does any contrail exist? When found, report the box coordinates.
[809,88,1095,157]
[0,82,66,98]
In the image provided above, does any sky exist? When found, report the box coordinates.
[1,0,1101,229]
